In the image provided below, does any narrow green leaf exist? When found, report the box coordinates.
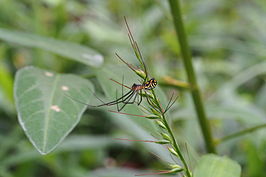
[194,154,241,177]
[0,28,103,67]
[14,66,94,154]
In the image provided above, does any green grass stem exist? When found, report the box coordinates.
[167,0,216,153]
[151,90,192,177]
[218,123,266,144]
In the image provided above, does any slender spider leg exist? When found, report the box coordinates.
[65,84,135,109]
[84,86,106,105]
[110,78,131,89]
[115,89,119,111]
[120,91,136,105]
[135,90,140,105]
[118,91,138,111]
[119,90,139,111]
[83,78,131,106]
[98,89,134,106]
[121,76,125,102]
[92,92,107,105]
[64,90,132,108]
[125,90,139,104]
[138,90,143,105]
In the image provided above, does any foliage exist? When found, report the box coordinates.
[14,66,94,154]
[0,0,266,177]
[194,154,241,177]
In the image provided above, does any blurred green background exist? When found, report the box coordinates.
[0,0,266,176]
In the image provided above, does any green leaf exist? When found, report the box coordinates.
[194,154,241,177]
[0,28,103,67]
[14,66,94,154]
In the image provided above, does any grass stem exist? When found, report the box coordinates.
[167,0,216,153]
[218,123,266,144]
[151,90,192,177]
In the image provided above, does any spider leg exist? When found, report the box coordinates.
[118,91,138,111]
[124,90,139,104]
[116,89,119,111]
[138,90,143,105]
[96,89,134,107]
[122,76,125,102]
[109,78,131,89]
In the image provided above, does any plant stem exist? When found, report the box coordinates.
[151,91,191,177]
[162,114,191,177]
[218,123,266,144]
[167,0,216,153]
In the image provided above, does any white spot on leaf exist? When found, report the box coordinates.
[45,72,54,77]
[50,105,61,112]
[61,86,69,91]
[82,53,103,66]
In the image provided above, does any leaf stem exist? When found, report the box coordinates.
[218,123,266,144]
[167,0,216,153]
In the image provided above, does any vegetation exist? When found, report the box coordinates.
[0,0,266,176]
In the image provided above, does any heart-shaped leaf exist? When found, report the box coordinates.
[14,66,94,154]
[194,154,241,177]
